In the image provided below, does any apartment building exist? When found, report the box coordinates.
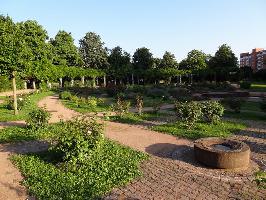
[240,48,266,72]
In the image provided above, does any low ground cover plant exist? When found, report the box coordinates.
[9,116,147,199]
[255,171,266,189]
[59,91,72,100]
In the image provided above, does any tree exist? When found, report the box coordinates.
[186,49,207,72]
[50,30,82,67]
[160,51,178,69]
[79,32,108,69]
[185,49,208,83]
[19,20,51,89]
[132,47,153,84]
[209,44,238,81]
[108,46,131,84]
[0,15,26,114]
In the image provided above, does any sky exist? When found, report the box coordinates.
[1,0,266,60]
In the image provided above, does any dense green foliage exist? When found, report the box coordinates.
[201,101,224,124]
[52,116,104,169]
[175,101,203,128]
[26,108,51,129]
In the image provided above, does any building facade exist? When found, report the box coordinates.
[240,48,266,72]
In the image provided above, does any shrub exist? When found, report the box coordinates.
[147,88,168,99]
[240,81,251,89]
[111,97,131,116]
[6,94,29,110]
[175,101,202,129]
[106,84,126,97]
[222,98,244,113]
[26,108,51,129]
[202,101,224,124]
[168,88,190,99]
[87,97,98,108]
[152,99,163,114]
[260,98,266,112]
[59,91,72,100]
[69,95,80,106]
[135,95,143,115]
[53,116,104,169]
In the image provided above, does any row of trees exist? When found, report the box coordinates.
[0,15,239,114]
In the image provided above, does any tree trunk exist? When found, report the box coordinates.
[59,78,63,88]
[71,79,74,87]
[137,77,140,85]
[92,77,96,88]
[96,78,99,86]
[119,79,122,85]
[131,74,134,85]
[168,77,172,85]
[81,76,85,86]
[24,81,27,89]
[12,71,18,115]
[47,81,52,89]
[179,75,182,84]
[32,80,36,89]
[114,78,117,85]
[190,74,193,84]
[103,75,106,87]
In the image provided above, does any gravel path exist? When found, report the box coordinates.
[0,89,35,97]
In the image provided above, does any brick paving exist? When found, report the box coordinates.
[104,120,266,200]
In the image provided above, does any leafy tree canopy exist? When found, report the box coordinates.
[79,32,108,69]
[209,44,238,72]
[160,51,178,69]
[50,30,82,67]
[132,47,153,72]
[186,49,207,72]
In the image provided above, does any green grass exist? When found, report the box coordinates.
[255,171,266,189]
[11,139,148,199]
[241,101,261,112]
[250,83,266,92]
[109,112,170,124]
[0,123,62,143]
[61,99,111,113]
[224,110,266,121]
[0,91,53,122]
[151,121,246,139]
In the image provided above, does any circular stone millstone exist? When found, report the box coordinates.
[194,137,250,169]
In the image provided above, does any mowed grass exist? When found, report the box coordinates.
[11,139,147,199]
[61,99,111,113]
[151,121,246,139]
[250,83,266,92]
[0,91,53,122]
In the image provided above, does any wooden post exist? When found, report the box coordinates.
[12,71,18,115]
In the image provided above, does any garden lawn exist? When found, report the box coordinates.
[109,112,171,124]
[0,91,53,122]
[11,139,147,200]
[61,98,111,113]
[151,121,246,139]
[250,83,266,92]
[224,110,266,121]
